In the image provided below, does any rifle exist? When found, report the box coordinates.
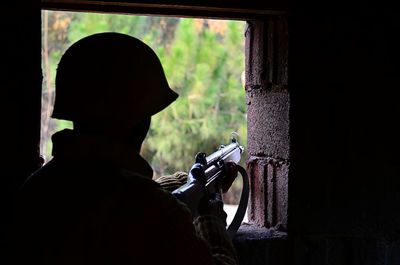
[172,132,249,239]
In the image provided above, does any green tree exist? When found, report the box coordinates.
[146,19,246,176]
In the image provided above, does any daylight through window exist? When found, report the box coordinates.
[40,10,247,222]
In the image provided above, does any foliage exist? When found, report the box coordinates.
[41,11,246,202]
[144,18,247,175]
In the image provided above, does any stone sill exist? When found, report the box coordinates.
[233,222,288,242]
[232,223,290,265]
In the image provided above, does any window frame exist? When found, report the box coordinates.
[40,0,290,233]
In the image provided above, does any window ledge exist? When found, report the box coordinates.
[232,223,290,265]
[233,222,288,242]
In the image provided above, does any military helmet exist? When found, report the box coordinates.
[52,32,178,126]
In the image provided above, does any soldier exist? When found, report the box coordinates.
[13,33,238,265]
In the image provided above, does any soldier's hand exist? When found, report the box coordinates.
[156,172,188,192]
[198,194,227,226]
[222,162,238,193]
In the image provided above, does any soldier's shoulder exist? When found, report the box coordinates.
[119,169,191,215]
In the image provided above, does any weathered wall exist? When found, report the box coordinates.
[287,5,400,265]
[245,18,290,230]
[238,4,400,265]
[1,1,42,263]
[2,1,42,187]
[290,7,400,237]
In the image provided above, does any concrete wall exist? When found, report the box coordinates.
[237,4,400,265]
[245,18,290,230]
[287,7,400,264]
[1,2,42,263]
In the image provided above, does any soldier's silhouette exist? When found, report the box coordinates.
[12,33,238,265]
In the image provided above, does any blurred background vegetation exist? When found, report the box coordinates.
[41,10,246,204]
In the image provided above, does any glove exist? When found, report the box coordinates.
[155,171,188,192]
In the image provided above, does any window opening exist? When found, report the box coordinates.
[40,10,247,224]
